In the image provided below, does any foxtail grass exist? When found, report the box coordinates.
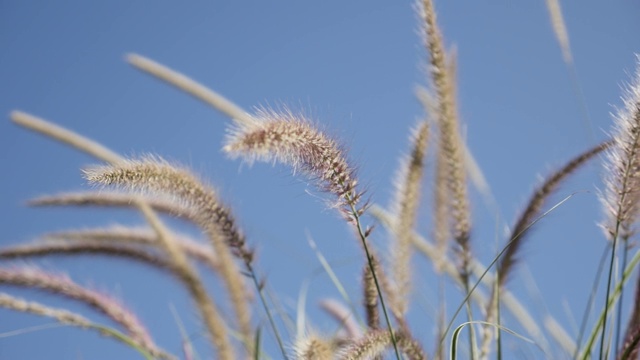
[0,267,156,351]
[388,121,429,322]
[599,57,640,359]
[0,292,172,360]
[5,2,639,359]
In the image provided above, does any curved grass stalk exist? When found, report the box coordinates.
[43,227,220,272]
[10,111,124,164]
[11,112,250,357]
[441,193,576,347]
[126,53,256,127]
[136,200,235,360]
[450,321,537,360]
[347,196,402,360]
[0,292,173,359]
[308,235,364,328]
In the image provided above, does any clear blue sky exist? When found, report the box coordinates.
[1,1,639,359]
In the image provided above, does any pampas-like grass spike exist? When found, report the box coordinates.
[338,329,426,360]
[478,141,609,357]
[545,0,572,64]
[500,140,611,285]
[29,191,196,218]
[293,333,336,360]
[10,111,124,164]
[126,54,257,127]
[0,292,174,359]
[419,0,472,282]
[84,157,248,260]
[602,57,640,241]
[44,226,220,272]
[0,267,154,350]
[363,259,380,331]
[135,200,236,360]
[84,157,252,354]
[0,241,175,269]
[224,107,361,212]
[389,120,429,319]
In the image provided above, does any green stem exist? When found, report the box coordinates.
[581,249,640,359]
[347,195,402,360]
[615,242,630,359]
[573,244,611,359]
[247,262,289,360]
[600,229,619,359]
[441,194,576,345]
[91,324,157,360]
[463,281,477,359]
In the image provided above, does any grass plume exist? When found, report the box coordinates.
[4,2,638,359]
[499,140,611,286]
[419,0,472,282]
[0,267,155,351]
[599,57,640,358]
[0,292,173,360]
[388,121,429,319]
[84,157,252,356]
[135,200,236,360]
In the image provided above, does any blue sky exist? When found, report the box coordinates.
[1,1,639,359]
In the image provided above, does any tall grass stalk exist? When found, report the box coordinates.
[4,3,638,359]
[599,58,640,359]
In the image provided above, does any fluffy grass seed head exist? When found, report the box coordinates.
[223,107,362,213]
[338,329,426,360]
[83,155,251,263]
[388,120,429,318]
[0,267,153,348]
[83,156,252,356]
[293,333,336,360]
[602,57,640,241]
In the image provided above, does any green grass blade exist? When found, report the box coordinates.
[450,321,537,360]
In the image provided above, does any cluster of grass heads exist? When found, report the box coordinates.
[2,0,639,359]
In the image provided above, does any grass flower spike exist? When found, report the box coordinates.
[602,58,640,241]
[84,156,251,357]
[224,107,361,212]
[598,56,640,358]
[3,2,637,359]
[388,121,429,320]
